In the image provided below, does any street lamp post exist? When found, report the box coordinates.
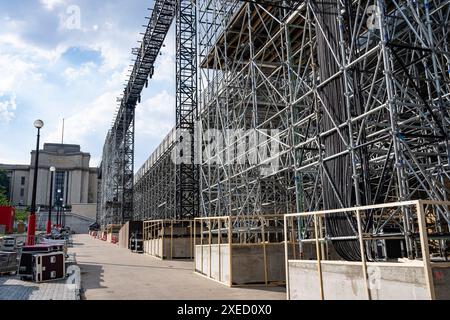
[63,204,67,228]
[27,119,44,246]
[56,189,61,227]
[60,199,64,228]
[46,166,56,234]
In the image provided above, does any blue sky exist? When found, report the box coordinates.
[0,0,176,170]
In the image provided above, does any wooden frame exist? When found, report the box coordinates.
[142,219,195,260]
[106,224,122,243]
[194,215,297,287]
[284,200,450,300]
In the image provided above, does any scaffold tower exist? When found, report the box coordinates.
[110,0,450,262]
[99,0,175,227]
[197,0,450,260]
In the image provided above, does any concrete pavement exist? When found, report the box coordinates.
[0,277,80,300]
[72,234,286,300]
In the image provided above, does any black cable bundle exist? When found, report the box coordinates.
[314,0,362,261]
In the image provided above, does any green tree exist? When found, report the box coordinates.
[0,190,9,206]
[14,208,29,222]
[0,169,9,196]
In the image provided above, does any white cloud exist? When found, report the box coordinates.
[63,62,96,81]
[46,91,119,145]
[134,90,176,168]
[0,33,66,63]
[97,36,135,72]
[40,0,65,11]
[0,94,17,123]
[0,139,30,165]
[136,90,175,140]
[0,15,134,70]
[90,156,102,168]
[0,53,41,93]
[152,51,175,83]
[0,1,177,169]
[152,32,175,83]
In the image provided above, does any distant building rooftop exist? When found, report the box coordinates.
[0,164,30,170]
[30,143,90,157]
[44,143,81,152]
[43,143,81,153]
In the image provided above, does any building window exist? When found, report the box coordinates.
[21,176,26,186]
[54,171,66,205]
[20,188,25,197]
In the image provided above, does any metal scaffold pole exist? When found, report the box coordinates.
[175,0,200,219]
[196,0,450,260]
[133,0,200,222]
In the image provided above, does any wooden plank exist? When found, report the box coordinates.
[284,215,291,300]
[417,200,436,300]
[356,209,371,300]
[313,214,324,300]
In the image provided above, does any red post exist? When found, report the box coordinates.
[27,214,36,246]
[46,220,52,234]
[0,206,15,234]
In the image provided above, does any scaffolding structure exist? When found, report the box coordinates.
[110,0,449,262]
[134,0,199,221]
[98,0,175,227]
[175,0,200,219]
[96,164,102,225]
[197,0,450,261]
[105,0,199,223]
[134,128,177,220]
[198,0,301,218]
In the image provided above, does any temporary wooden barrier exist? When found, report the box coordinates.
[284,200,450,300]
[119,221,143,249]
[143,220,195,260]
[194,215,299,287]
[106,224,122,244]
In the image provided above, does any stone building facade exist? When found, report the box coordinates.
[0,143,98,209]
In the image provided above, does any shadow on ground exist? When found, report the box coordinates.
[79,261,193,271]
[77,263,107,291]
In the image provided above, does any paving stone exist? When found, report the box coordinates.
[0,274,80,300]
[72,234,285,300]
